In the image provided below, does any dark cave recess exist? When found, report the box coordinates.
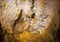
[0,24,4,42]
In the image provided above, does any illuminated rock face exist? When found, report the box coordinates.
[0,0,53,33]
[0,0,59,42]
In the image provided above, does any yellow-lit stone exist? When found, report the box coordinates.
[22,0,25,2]
[3,0,7,8]
[15,11,20,17]
[14,0,18,6]
[14,31,30,40]
[20,31,30,39]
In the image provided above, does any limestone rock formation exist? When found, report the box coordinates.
[0,0,59,42]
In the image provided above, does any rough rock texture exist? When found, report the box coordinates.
[0,0,60,42]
